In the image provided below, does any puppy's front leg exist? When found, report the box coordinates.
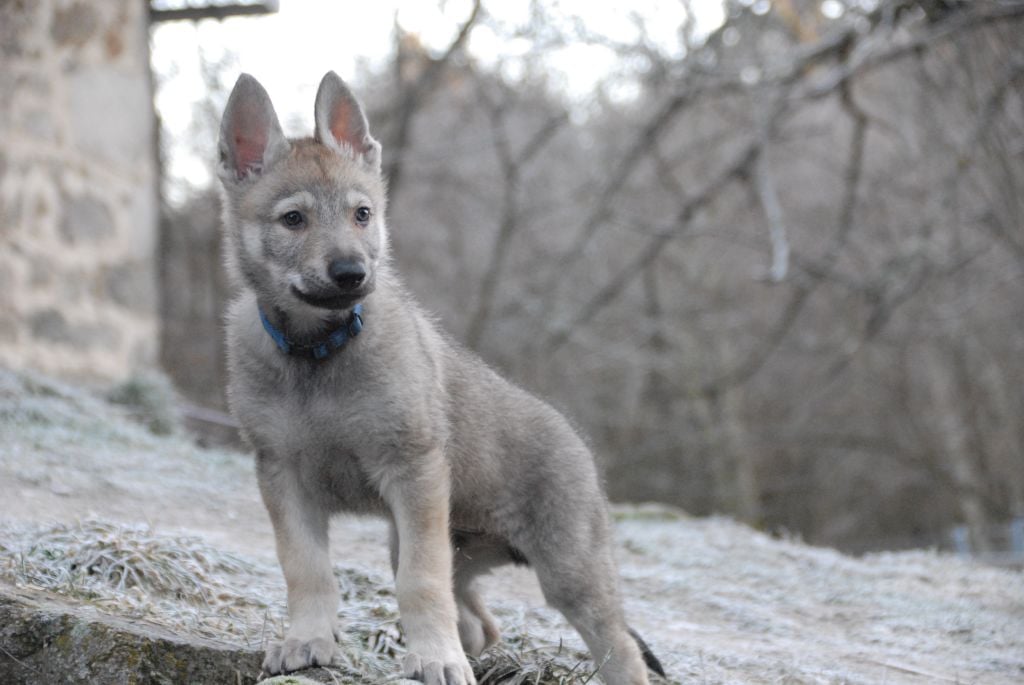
[258,453,338,674]
[383,449,475,685]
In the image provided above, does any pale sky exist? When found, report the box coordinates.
[151,0,727,197]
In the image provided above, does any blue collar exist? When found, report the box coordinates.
[259,303,363,361]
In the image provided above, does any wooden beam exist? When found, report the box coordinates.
[149,1,278,23]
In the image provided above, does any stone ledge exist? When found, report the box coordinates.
[0,584,262,684]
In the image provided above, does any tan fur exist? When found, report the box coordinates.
[217,72,658,685]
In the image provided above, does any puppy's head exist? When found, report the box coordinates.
[217,72,387,322]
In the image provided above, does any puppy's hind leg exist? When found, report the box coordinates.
[389,518,499,656]
[451,531,513,656]
[449,581,496,657]
[521,500,652,685]
[454,576,500,657]
[536,562,649,684]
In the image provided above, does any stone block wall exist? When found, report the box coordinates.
[0,0,158,380]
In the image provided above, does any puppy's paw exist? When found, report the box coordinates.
[403,652,476,685]
[262,635,335,674]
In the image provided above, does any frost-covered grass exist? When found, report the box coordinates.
[2,366,1023,684]
[0,368,614,681]
[0,518,615,684]
[0,518,272,646]
[1,519,251,600]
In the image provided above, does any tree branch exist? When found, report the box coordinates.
[384,0,482,202]
[545,134,766,351]
[465,91,568,349]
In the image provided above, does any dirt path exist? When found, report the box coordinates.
[2,369,1022,684]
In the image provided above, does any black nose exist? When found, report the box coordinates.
[328,259,366,291]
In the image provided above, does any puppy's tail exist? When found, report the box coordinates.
[628,627,666,678]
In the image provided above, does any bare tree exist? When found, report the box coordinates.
[157,0,1024,553]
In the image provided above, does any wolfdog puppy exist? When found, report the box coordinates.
[217,71,664,685]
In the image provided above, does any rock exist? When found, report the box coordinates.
[60,193,115,244]
[0,584,263,684]
[51,2,99,48]
[261,670,381,685]
[67,67,154,167]
[28,307,121,348]
[104,259,158,314]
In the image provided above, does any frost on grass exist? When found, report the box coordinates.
[105,371,181,436]
[5,367,1023,683]
[0,519,612,684]
[0,519,270,645]
[0,368,626,683]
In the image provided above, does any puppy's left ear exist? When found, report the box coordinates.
[314,71,381,170]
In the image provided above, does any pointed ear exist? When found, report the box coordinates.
[314,71,381,170]
[218,74,289,183]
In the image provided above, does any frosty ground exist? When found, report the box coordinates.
[0,368,1021,684]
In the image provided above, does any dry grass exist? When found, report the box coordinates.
[0,370,640,683]
[3,519,249,599]
[0,518,612,684]
[0,519,274,646]
[472,644,602,685]
[5,367,1024,684]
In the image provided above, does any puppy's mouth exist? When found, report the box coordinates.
[290,281,372,310]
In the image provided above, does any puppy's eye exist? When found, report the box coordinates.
[280,210,305,229]
[354,206,371,226]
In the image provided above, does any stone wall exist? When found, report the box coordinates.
[0,0,158,381]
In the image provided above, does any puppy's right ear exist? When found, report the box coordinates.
[218,74,289,183]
